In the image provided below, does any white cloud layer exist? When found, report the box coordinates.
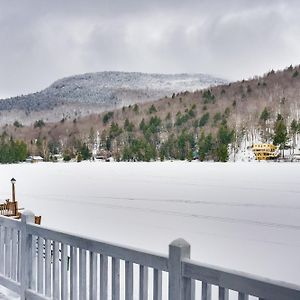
[1,0,300,98]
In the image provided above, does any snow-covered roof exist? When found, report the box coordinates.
[27,156,44,160]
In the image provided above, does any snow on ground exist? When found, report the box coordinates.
[0,161,300,298]
[0,287,18,300]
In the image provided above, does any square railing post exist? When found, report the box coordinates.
[169,238,195,300]
[20,211,35,300]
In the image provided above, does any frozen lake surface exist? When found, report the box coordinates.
[0,161,299,292]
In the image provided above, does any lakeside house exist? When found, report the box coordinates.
[26,155,44,163]
[252,143,279,160]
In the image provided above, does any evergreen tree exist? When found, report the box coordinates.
[198,132,214,161]
[133,104,139,114]
[202,90,215,104]
[79,143,92,160]
[217,124,234,145]
[88,127,96,146]
[122,138,156,161]
[0,135,28,163]
[148,104,157,114]
[34,119,45,129]
[13,120,23,128]
[102,112,114,125]
[260,107,270,122]
[124,119,134,132]
[139,119,146,131]
[273,116,288,157]
[177,131,194,160]
[215,125,234,162]
[159,134,177,160]
[187,150,193,162]
[216,144,229,162]
[290,119,298,153]
[199,113,210,127]
[109,122,123,138]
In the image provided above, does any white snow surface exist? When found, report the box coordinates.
[0,161,300,298]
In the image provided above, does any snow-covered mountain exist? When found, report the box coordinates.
[0,71,226,125]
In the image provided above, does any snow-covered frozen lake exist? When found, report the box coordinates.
[0,161,299,289]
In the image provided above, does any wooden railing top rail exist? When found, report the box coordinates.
[182,258,300,300]
[27,223,169,271]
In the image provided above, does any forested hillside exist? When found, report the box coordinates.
[1,65,300,162]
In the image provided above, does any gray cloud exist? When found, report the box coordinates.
[0,0,300,98]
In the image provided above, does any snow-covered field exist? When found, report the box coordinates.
[0,161,300,298]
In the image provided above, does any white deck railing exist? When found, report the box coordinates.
[0,212,300,300]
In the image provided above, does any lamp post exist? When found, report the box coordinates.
[11,178,16,202]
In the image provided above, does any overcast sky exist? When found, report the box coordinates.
[1,0,300,98]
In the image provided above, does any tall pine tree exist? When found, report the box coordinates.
[273,115,288,157]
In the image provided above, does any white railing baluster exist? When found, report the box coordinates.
[31,235,37,291]
[53,241,60,299]
[183,278,195,300]
[89,251,97,300]
[11,228,17,281]
[219,287,229,300]
[238,292,249,300]
[112,257,120,300]
[37,236,44,293]
[153,268,162,300]
[17,230,21,282]
[70,246,78,300]
[202,282,212,300]
[45,239,52,297]
[140,265,148,300]
[125,261,133,300]
[5,227,11,278]
[100,254,108,300]
[79,248,87,300]
[61,243,68,300]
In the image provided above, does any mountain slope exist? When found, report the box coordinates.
[2,65,300,162]
[0,71,226,125]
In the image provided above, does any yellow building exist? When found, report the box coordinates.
[252,144,279,160]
